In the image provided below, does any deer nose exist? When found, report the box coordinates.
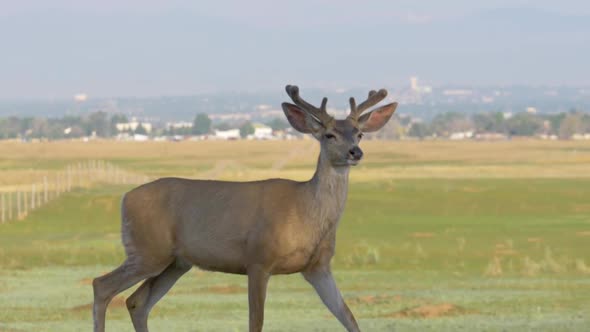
[348,146,363,160]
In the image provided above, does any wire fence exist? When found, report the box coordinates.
[0,160,150,224]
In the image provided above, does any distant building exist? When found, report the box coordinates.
[210,113,251,121]
[475,133,508,141]
[252,123,273,140]
[166,121,193,129]
[572,133,590,140]
[443,89,472,96]
[410,76,419,90]
[449,131,474,140]
[539,134,558,140]
[115,132,150,141]
[272,129,298,140]
[255,104,273,111]
[74,93,88,102]
[410,76,432,94]
[214,129,240,140]
[115,118,152,133]
[133,134,149,142]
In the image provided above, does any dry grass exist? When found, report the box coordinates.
[1,139,590,187]
[387,303,471,319]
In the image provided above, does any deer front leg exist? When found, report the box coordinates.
[302,266,360,332]
[247,265,271,332]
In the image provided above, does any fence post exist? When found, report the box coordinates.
[67,166,72,192]
[1,192,5,223]
[17,191,21,219]
[60,171,64,194]
[38,186,42,209]
[0,160,148,222]
[55,173,59,197]
[8,191,13,221]
[44,176,48,203]
[77,162,82,188]
[23,190,28,218]
[31,184,36,210]
[88,160,92,186]
[82,161,87,187]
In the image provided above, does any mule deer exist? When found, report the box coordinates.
[92,85,397,332]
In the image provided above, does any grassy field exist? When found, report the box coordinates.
[1,140,590,331]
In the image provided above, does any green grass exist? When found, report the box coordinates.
[0,266,589,332]
[1,178,590,331]
[2,139,590,330]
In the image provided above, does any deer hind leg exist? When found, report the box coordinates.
[126,259,192,332]
[302,267,360,332]
[92,259,170,332]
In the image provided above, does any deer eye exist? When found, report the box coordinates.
[358,133,364,139]
[324,133,336,140]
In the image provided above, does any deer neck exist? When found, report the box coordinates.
[305,150,350,228]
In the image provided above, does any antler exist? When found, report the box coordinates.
[285,85,333,124]
[348,89,388,120]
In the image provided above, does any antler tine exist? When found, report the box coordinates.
[320,97,328,112]
[349,97,357,114]
[285,85,332,123]
[348,88,388,120]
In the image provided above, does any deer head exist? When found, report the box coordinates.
[282,85,398,167]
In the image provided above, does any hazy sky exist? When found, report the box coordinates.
[1,0,589,99]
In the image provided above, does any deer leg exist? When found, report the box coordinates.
[302,267,360,332]
[247,265,271,332]
[126,260,192,332]
[92,260,159,332]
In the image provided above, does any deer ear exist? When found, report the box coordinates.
[282,103,322,134]
[358,102,398,132]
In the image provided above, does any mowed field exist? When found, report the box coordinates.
[1,139,590,331]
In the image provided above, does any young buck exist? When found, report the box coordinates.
[93,85,397,332]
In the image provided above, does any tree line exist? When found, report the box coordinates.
[0,109,588,140]
[0,112,291,140]
[0,112,129,140]
[405,110,590,139]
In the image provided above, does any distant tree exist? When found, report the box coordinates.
[583,114,590,132]
[134,123,148,135]
[266,118,289,131]
[87,111,110,137]
[239,121,255,138]
[506,113,543,137]
[110,114,129,125]
[69,125,85,138]
[430,112,473,136]
[558,112,585,139]
[192,113,212,135]
[408,122,432,139]
[28,118,49,138]
[0,117,22,139]
[45,119,66,139]
[175,127,193,136]
[21,117,33,137]
[214,122,232,131]
[371,116,404,139]
[472,112,506,133]
[546,113,566,135]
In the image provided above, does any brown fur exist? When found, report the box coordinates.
[92,86,397,332]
